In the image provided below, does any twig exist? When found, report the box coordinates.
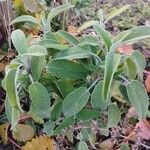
[6,0,11,49]
[140,142,150,149]
[8,137,22,150]
[144,70,150,76]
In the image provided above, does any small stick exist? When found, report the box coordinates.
[8,137,22,150]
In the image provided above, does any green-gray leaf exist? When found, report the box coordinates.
[126,80,149,120]
[48,59,88,80]
[107,104,121,128]
[47,4,74,21]
[11,29,28,55]
[62,87,90,117]
[31,56,46,81]
[24,45,47,56]
[120,143,130,150]
[57,30,79,46]
[54,117,75,135]
[106,5,130,22]
[11,107,20,131]
[5,68,22,111]
[78,141,89,150]
[77,20,98,32]
[91,81,110,111]
[131,51,146,81]
[51,101,62,121]
[29,82,50,118]
[122,26,150,43]
[43,120,55,136]
[76,109,100,121]
[78,35,99,46]
[102,52,121,101]
[54,46,92,60]
[93,25,112,50]
[125,58,137,79]
[55,80,75,98]
[10,15,39,25]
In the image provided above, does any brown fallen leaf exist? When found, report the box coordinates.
[22,134,56,150]
[118,44,133,55]
[126,107,137,119]
[68,25,78,35]
[145,75,150,92]
[100,139,114,150]
[0,123,9,144]
[0,59,9,72]
[127,119,150,141]
[12,124,34,142]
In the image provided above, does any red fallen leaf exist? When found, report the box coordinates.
[128,119,150,141]
[118,44,133,55]
[145,75,150,92]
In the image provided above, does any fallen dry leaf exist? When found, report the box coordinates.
[100,139,114,150]
[127,119,150,141]
[67,25,78,35]
[0,123,9,144]
[0,59,9,72]
[22,134,56,150]
[12,124,34,142]
[118,44,133,55]
[126,107,137,119]
[145,75,150,92]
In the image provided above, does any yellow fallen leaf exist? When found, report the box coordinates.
[22,134,56,150]
[12,124,34,142]
[0,123,9,144]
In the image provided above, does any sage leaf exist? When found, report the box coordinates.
[78,20,98,32]
[43,120,55,136]
[48,59,88,80]
[51,101,62,121]
[29,82,50,118]
[108,104,121,128]
[91,81,110,111]
[11,29,28,55]
[54,46,92,60]
[24,45,47,56]
[78,141,89,150]
[125,58,137,79]
[11,108,20,131]
[30,56,46,81]
[62,87,90,117]
[102,52,121,101]
[106,5,130,22]
[5,68,22,111]
[126,80,149,120]
[122,26,150,43]
[55,80,75,98]
[78,35,99,46]
[54,117,75,135]
[120,144,130,150]
[93,25,112,50]
[11,15,39,25]
[57,30,79,46]
[76,109,100,121]
[47,4,74,21]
